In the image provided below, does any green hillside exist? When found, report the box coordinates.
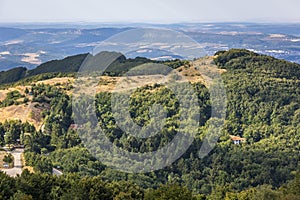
[0,52,154,85]
[0,49,299,200]
[0,54,88,85]
[0,67,27,84]
[27,54,89,77]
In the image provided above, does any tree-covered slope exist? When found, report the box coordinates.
[0,67,27,84]
[0,50,190,86]
[214,49,300,133]
[0,52,159,85]
[0,49,300,199]
[26,54,88,77]
[0,54,88,84]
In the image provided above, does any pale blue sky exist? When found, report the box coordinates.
[0,0,299,23]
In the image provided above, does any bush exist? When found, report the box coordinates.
[3,153,14,164]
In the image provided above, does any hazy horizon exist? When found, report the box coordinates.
[0,0,300,24]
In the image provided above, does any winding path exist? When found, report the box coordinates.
[1,147,63,177]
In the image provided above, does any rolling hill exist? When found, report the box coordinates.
[0,49,299,199]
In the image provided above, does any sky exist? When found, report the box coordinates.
[0,0,299,23]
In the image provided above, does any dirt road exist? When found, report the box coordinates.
[1,148,24,177]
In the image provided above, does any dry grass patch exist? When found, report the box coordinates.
[0,86,28,101]
[36,77,74,86]
[0,102,47,130]
[0,151,5,168]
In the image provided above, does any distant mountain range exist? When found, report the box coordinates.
[0,23,299,71]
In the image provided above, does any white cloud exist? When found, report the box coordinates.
[21,52,42,65]
[3,40,23,45]
[0,51,10,55]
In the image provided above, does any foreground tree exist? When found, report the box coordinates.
[144,184,195,200]
[3,153,14,165]
[0,171,16,199]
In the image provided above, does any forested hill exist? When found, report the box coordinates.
[214,49,300,78]
[0,49,299,199]
[0,52,155,85]
[0,53,88,84]
[214,49,300,131]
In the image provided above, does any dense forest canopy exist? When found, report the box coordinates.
[0,49,299,199]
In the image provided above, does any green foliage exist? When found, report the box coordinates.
[94,83,210,154]
[103,55,152,76]
[107,181,145,200]
[103,56,189,76]
[279,167,300,199]
[0,171,16,199]
[10,190,33,200]
[33,155,53,174]
[0,52,154,86]
[0,54,87,86]
[27,54,88,77]
[0,120,35,146]
[1,49,300,199]
[23,152,53,174]
[49,147,105,176]
[214,49,257,68]
[214,49,300,79]
[0,52,189,90]
[0,170,200,200]
[0,90,24,108]
[23,131,51,153]
[0,67,27,84]
[3,153,13,164]
[145,184,195,200]
[159,59,190,69]
[60,176,113,200]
